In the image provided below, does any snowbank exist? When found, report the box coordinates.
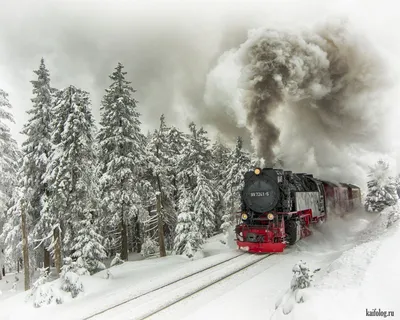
[0,233,236,319]
[272,206,400,320]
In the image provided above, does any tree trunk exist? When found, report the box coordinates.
[157,192,166,257]
[134,216,142,253]
[44,246,51,270]
[21,210,30,290]
[53,227,62,275]
[121,217,128,261]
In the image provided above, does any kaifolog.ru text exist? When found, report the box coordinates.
[366,308,394,318]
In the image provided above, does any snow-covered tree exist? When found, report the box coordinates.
[144,115,181,253]
[221,136,251,232]
[274,261,318,316]
[178,122,213,188]
[0,187,23,270]
[173,187,203,258]
[43,85,97,272]
[193,166,215,238]
[15,59,55,269]
[0,88,20,220]
[210,139,230,232]
[72,212,107,275]
[177,122,215,241]
[110,253,124,267]
[60,257,88,298]
[27,266,62,308]
[166,125,187,215]
[364,160,399,212]
[0,88,22,284]
[97,62,145,261]
[141,236,158,257]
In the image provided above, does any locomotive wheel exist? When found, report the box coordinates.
[285,220,298,245]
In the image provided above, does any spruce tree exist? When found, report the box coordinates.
[221,136,251,232]
[43,85,97,272]
[364,159,399,212]
[193,166,215,238]
[72,212,107,274]
[166,125,187,214]
[0,89,19,214]
[17,59,54,267]
[174,122,215,250]
[173,187,202,258]
[97,63,145,261]
[178,122,213,187]
[210,139,230,232]
[145,115,177,253]
[0,89,20,276]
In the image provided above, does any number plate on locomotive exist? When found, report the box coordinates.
[250,191,270,197]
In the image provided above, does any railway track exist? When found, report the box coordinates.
[83,251,247,320]
[90,252,274,320]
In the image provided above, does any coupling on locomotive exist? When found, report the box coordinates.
[235,167,361,253]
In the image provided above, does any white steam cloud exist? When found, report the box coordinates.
[205,19,396,187]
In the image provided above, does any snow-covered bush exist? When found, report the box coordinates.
[274,261,319,316]
[60,257,88,298]
[379,203,400,229]
[26,267,63,307]
[141,236,158,257]
[110,253,124,267]
[104,269,113,279]
[364,160,398,212]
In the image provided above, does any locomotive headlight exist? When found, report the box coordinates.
[254,168,261,175]
[267,213,274,220]
[241,213,248,220]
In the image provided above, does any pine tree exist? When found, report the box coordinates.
[193,166,215,238]
[97,63,145,261]
[17,59,54,269]
[166,125,187,215]
[173,187,203,258]
[43,85,97,272]
[0,187,23,267]
[178,122,213,188]
[221,137,251,232]
[0,88,20,215]
[144,115,176,254]
[364,160,399,212]
[177,122,215,241]
[0,88,22,284]
[72,212,107,274]
[210,139,230,232]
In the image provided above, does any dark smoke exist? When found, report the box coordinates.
[237,19,389,166]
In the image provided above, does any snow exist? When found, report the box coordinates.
[0,207,399,320]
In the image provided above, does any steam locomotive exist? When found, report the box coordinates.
[235,167,361,253]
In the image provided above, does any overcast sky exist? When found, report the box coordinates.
[1,0,400,182]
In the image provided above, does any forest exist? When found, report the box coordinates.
[0,59,399,291]
[0,59,258,289]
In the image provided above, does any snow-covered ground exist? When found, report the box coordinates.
[0,206,398,320]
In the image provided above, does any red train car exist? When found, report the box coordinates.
[234,168,361,253]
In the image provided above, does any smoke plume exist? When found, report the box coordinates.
[236,20,390,167]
